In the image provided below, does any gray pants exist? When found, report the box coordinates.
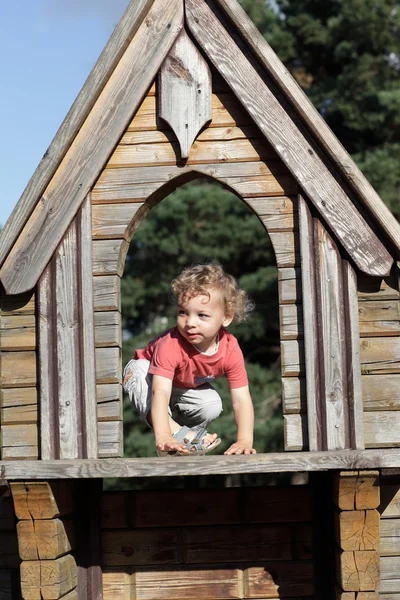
[123,359,223,427]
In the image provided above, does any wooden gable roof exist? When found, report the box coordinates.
[0,0,399,295]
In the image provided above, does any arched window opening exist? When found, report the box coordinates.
[121,177,283,460]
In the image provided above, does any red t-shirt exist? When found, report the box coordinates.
[134,327,248,389]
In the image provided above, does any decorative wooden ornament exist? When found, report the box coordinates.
[159,29,212,159]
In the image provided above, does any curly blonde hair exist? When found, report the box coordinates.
[171,264,254,323]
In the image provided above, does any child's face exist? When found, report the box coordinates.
[177,288,233,353]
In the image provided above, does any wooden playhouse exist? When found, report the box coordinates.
[1,0,400,598]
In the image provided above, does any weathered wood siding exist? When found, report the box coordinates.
[101,486,314,600]
[380,472,400,598]
[0,289,38,460]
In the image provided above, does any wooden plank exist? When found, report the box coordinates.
[0,0,184,295]
[0,290,35,316]
[92,240,129,277]
[358,298,400,336]
[135,567,243,600]
[54,221,81,460]
[38,264,56,460]
[281,340,304,377]
[185,524,291,563]
[95,160,289,188]
[0,450,399,479]
[97,384,122,404]
[359,300,400,322]
[102,529,180,566]
[108,138,278,169]
[246,196,297,231]
[335,510,379,551]
[1,425,38,460]
[1,405,38,425]
[279,304,303,340]
[102,571,133,600]
[93,275,121,312]
[75,479,102,600]
[381,519,400,555]
[78,197,98,460]
[283,414,307,451]
[343,261,365,450]
[0,352,36,388]
[298,197,320,450]
[381,556,400,593]
[361,337,400,374]
[0,315,35,351]
[0,0,157,269]
[98,421,123,458]
[244,563,314,597]
[92,203,144,239]
[97,401,123,421]
[94,311,122,348]
[269,231,299,268]
[339,550,379,592]
[1,387,37,408]
[333,471,380,511]
[96,347,121,384]
[364,374,400,411]
[121,125,262,145]
[278,267,301,304]
[185,0,393,277]
[282,376,306,414]
[364,412,400,447]
[214,0,400,254]
[40,554,77,600]
[314,220,348,449]
[358,275,399,301]
[159,29,212,158]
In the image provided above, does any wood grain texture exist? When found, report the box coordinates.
[98,421,123,458]
[360,337,400,373]
[0,352,37,388]
[0,289,35,315]
[0,0,184,295]
[93,275,121,312]
[314,220,348,450]
[278,267,301,304]
[381,556,400,593]
[1,425,38,460]
[92,203,144,239]
[94,311,122,348]
[0,315,36,351]
[214,0,400,255]
[92,240,129,277]
[10,481,75,520]
[381,518,400,555]
[78,198,98,460]
[335,510,379,551]
[186,0,393,277]
[2,449,400,478]
[362,374,400,410]
[338,550,379,591]
[343,261,364,450]
[299,196,320,451]
[245,562,313,597]
[159,29,212,158]
[0,0,157,268]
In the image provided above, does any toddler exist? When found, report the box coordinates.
[123,264,256,456]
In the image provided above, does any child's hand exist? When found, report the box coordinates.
[224,440,256,455]
[156,435,189,455]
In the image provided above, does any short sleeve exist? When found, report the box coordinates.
[148,335,179,380]
[224,339,248,389]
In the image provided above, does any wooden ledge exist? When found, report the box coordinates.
[1,449,400,479]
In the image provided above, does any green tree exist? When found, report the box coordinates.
[262,0,400,215]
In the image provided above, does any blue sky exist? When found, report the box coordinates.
[0,0,130,228]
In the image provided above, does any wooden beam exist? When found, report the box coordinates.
[185,0,393,277]
[214,0,400,256]
[1,450,400,479]
[0,0,184,295]
[0,0,157,268]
